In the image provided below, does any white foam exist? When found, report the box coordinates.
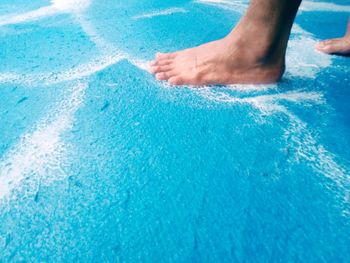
[195,0,248,13]
[0,0,91,27]
[0,6,57,27]
[196,88,324,111]
[51,0,91,12]
[0,73,24,83]
[300,1,350,12]
[46,52,127,84]
[0,52,150,86]
[129,58,151,72]
[0,6,149,86]
[0,53,125,86]
[0,0,147,86]
[286,36,332,79]
[196,0,350,13]
[0,72,31,85]
[286,20,332,79]
[51,51,150,84]
[74,14,152,73]
[0,8,149,86]
[282,109,350,215]
[132,8,188,20]
[75,14,113,50]
[195,82,349,212]
[227,84,276,92]
[195,85,350,210]
[0,81,87,202]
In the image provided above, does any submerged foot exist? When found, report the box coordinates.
[150,35,285,86]
[316,37,350,56]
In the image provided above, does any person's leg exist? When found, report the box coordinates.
[150,0,302,86]
[316,18,350,56]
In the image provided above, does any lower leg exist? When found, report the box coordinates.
[316,18,350,56]
[151,0,302,86]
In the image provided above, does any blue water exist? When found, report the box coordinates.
[0,0,350,262]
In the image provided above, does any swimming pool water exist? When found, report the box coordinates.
[0,0,350,261]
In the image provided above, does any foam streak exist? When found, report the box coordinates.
[300,1,350,12]
[0,82,87,201]
[0,0,91,27]
[132,8,188,20]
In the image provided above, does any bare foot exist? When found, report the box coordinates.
[316,37,350,56]
[150,35,285,86]
[316,19,350,56]
[149,0,303,86]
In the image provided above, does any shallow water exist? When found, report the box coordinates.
[0,0,350,261]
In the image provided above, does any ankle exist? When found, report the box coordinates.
[225,0,300,67]
[225,22,286,67]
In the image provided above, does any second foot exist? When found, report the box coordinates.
[316,37,350,56]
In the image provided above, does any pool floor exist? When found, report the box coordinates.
[0,0,350,262]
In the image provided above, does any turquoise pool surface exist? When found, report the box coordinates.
[0,0,350,261]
